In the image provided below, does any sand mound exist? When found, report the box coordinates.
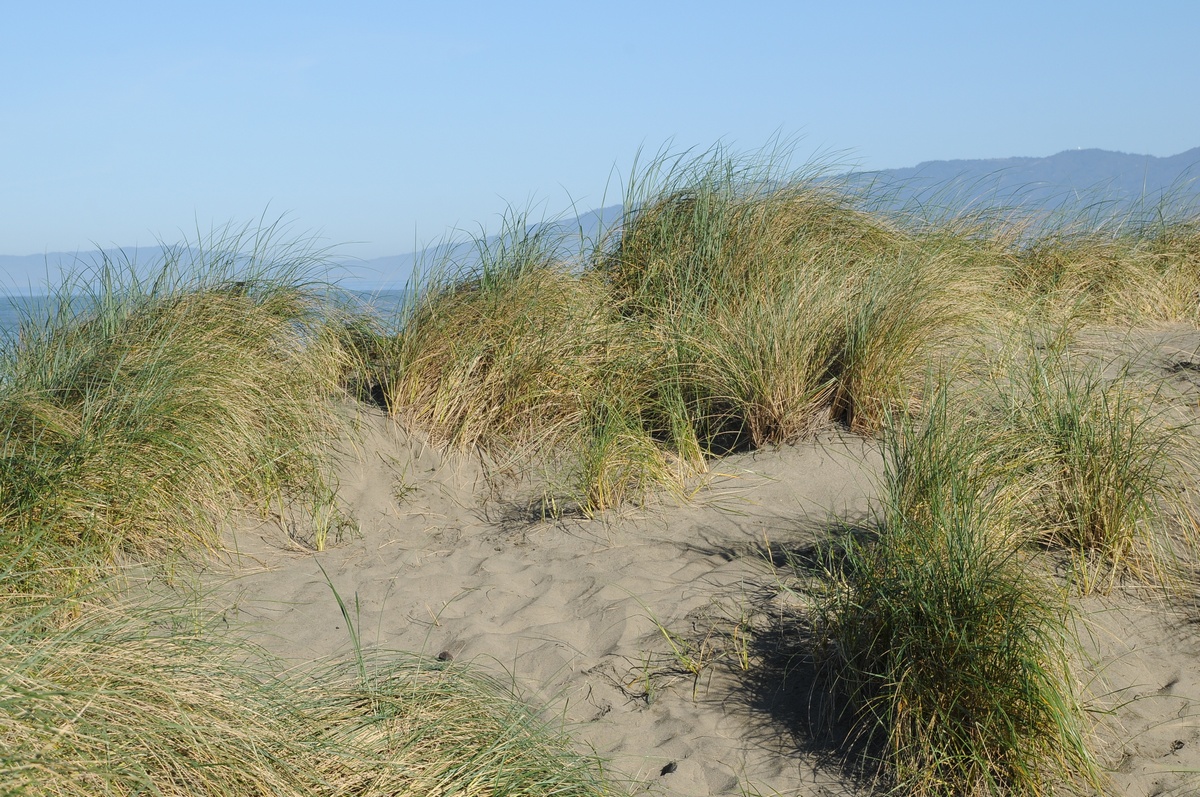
[203,403,1200,796]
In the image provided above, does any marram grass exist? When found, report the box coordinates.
[594,146,978,443]
[2,148,1200,797]
[0,226,615,796]
[811,386,1102,797]
[0,597,615,797]
[353,145,1200,520]
[0,231,352,598]
[986,330,1199,594]
[366,147,1002,511]
[1004,215,1200,326]
[374,212,691,511]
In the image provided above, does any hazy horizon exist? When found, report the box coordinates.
[5,142,1199,295]
[4,2,1197,264]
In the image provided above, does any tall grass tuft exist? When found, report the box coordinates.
[361,210,694,511]
[597,145,979,447]
[383,215,610,454]
[811,385,1100,796]
[348,147,1200,516]
[359,148,1006,510]
[1135,216,1200,323]
[990,333,1197,593]
[1004,213,1200,326]
[0,596,615,796]
[0,226,350,598]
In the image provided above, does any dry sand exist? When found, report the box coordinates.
[198,333,1200,796]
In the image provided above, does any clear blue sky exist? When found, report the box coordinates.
[3,0,1197,263]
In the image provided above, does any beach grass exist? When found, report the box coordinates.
[0,226,619,796]
[360,210,689,511]
[595,145,982,444]
[0,226,351,599]
[381,214,613,455]
[1003,214,1200,326]
[987,329,1199,594]
[361,146,1008,510]
[810,385,1101,796]
[348,147,1200,532]
[0,595,615,797]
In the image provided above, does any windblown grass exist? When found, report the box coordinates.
[0,225,616,796]
[987,331,1198,593]
[383,216,615,454]
[365,212,687,511]
[1004,215,1200,326]
[3,150,1200,797]
[0,228,351,598]
[0,596,614,797]
[810,386,1101,796]
[358,146,1200,520]
[596,145,985,448]
[366,146,986,511]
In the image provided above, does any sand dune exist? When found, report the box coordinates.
[199,397,1200,796]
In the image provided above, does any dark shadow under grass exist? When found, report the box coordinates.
[717,529,889,792]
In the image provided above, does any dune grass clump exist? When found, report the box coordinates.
[361,148,1010,510]
[352,148,1200,517]
[811,388,1099,796]
[370,213,685,510]
[1135,216,1200,323]
[371,148,986,510]
[0,226,617,796]
[0,598,614,796]
[1005,214,1200,326]
[990,335,1198,593]
[596,146,980,448]
[1006,230,1140,323]
[568,385,689,512]
[336,311,402,409]
[0,231,350,597]
[382,219,611,453]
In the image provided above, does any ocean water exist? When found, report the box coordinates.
[343,289,410,323]
[0,290,411,342]
[0,295,51,341]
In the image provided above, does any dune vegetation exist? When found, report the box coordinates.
[3,145,1200,795]
[0,595,616,797]
[0,231,353,603]
[809,387,1102,796]
[0,227,619,796]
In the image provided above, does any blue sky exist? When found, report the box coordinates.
[3,1,1197,265]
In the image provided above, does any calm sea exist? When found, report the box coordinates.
[0,290,410,342]
[0,295,51,341]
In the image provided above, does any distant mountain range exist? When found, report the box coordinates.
[4,147,1199,294]
[849,146,1200,218]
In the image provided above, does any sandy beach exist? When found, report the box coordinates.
[201,382,1200,797]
